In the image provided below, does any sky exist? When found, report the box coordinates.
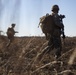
[0,0,76,37]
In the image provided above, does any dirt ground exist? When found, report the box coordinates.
[0,36,76,75]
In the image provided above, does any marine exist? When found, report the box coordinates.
[48,5,65,59]
[6,23,18,47]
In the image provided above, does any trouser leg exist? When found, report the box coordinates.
[53,37,62,59]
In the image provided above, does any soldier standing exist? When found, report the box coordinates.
[48,5,65,59]
[6,23,18,47]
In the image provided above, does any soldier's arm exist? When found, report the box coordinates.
[15,31,18,33]
[53,15,64,28]
[13,29,18,33]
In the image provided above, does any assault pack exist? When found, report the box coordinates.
[7,27,15,36]
[39,14,55,39]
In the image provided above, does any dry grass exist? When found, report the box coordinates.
[0,36,76,75]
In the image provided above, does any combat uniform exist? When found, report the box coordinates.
[7,27,15,42]
[48,5,65,59]
[6,24,18,47]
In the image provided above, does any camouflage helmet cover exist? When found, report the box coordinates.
[52,5,59,11]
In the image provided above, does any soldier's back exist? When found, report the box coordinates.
[7,27,15,39]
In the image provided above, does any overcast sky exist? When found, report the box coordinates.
[0,0,76,37]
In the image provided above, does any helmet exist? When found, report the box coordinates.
[11,23,15,27]
[52,5,59,11]
[46,13,49,17]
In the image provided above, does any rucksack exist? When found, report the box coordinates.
[7,28,15,38]
[39,15,55,39]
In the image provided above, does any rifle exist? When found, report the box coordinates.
[62,31,65,46]
[59,14,65,38]
[59,14,66,45]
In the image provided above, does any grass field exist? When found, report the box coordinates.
[0,36,76,75]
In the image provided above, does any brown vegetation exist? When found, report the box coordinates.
[0,36,76,75]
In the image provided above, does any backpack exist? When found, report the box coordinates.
[39,15,55,39]
[7,28,15,39]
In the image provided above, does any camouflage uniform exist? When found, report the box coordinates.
[48,5,65,59]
